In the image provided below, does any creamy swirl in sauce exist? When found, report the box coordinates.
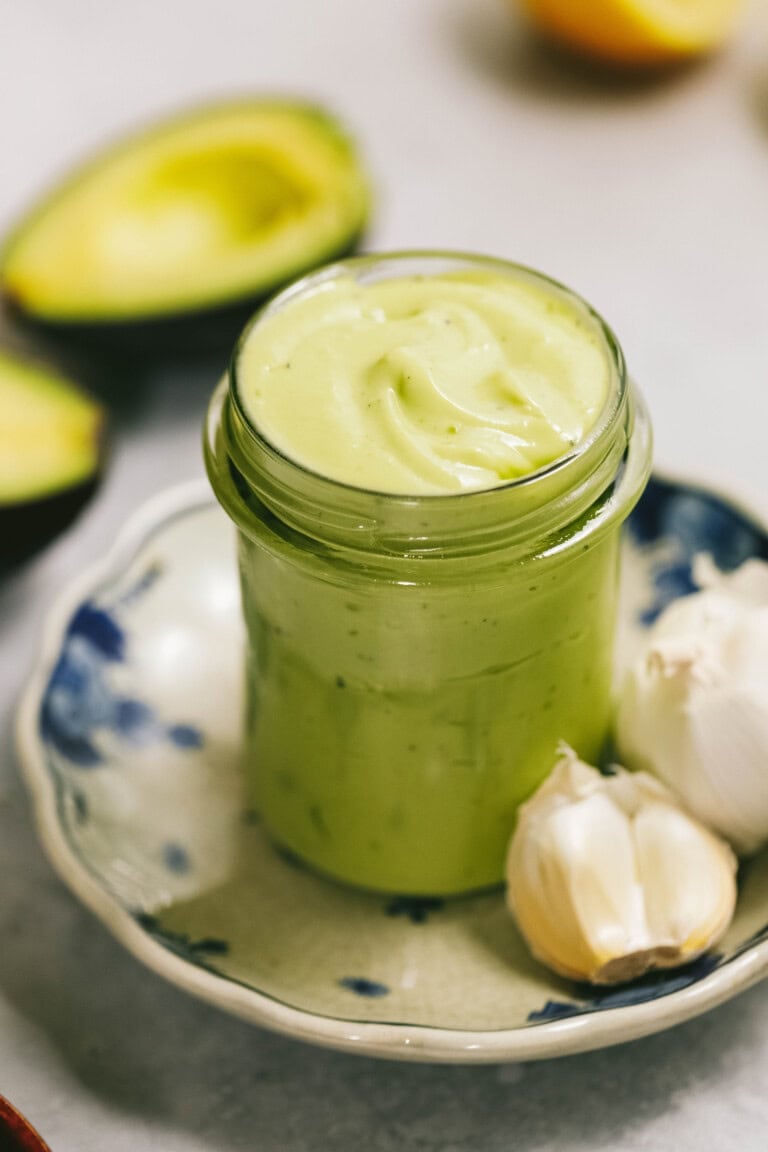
[236,270,612,495]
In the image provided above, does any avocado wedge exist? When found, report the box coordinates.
[1,101,370,347]
[0,351,104,562]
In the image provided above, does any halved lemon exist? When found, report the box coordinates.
[519,0,745,66]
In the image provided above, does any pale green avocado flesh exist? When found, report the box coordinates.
[0,352,102,504]
[1,102,370,323]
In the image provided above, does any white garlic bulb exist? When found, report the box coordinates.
[617,557,768,855]
[506,745,737,984]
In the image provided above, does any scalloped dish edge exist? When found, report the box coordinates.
[15,474,768,1063]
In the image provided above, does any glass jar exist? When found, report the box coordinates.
[205,252,652,896]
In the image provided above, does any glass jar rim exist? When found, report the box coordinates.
[206,250,651,565]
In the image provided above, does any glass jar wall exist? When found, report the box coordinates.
[205,252,652,895]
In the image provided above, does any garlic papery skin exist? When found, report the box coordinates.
[616,557,768,856]
[506,746,737,985]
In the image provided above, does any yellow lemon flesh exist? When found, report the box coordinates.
[520,0,744,66]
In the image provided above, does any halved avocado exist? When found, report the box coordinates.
[0,350,104,562]
[1,100,370,347]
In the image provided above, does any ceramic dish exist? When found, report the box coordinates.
[0,1095,51,1152]
[17,475,768,1063]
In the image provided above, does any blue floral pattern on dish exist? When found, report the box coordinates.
[528,954,722,1024]
[40,592,203,767]
[162,842,192,874]
[386,896,445,924]
[626,476,768,625]
[134,913,229,968]
[339,977,391,998]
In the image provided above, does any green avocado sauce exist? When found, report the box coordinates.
[237,270,610,494]
[218,261,632,894]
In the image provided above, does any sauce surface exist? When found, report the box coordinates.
[237,270,612,494]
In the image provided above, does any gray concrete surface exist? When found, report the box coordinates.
[1,1,767,1147]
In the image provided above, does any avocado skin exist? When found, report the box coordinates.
[2,232,365,364]
[0,475,101,567]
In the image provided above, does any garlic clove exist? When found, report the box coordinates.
[617,558,768,855]
[506,746,737,985]
[633,802,736,954]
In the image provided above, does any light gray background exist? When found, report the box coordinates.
[1,1,767,1148]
